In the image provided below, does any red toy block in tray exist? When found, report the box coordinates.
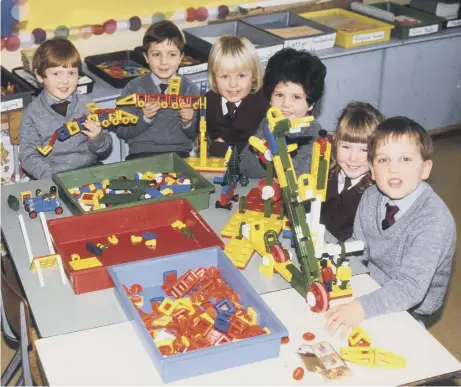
[47,198,224,295]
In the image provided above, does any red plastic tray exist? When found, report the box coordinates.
[47,199,224,294]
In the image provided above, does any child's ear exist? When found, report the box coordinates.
[421,159,433,180]
[35,70,44,84]
[369,162,376,180]
[307,103,314,112]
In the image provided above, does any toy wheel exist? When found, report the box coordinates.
[55,207,64,215]
[192,102,199,110]
[271,245,289,263]
[179,102,186,109]
[171,102,179,109]
[111,119,120,126]
[137,100,145,108]
[306,282,330,313]
[24,204,30,212]
[102,120,111,128]
[122,118,130,125]
[161,102,168,109]
[29,211,37,219]
[130,117,138,124]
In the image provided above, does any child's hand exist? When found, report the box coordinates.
[82,119,102,141]
[324,300,365,339]
[142,101,161,119]
[179,104,194,126]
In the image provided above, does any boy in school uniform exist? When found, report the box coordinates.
[19,38,112,179]
[325,117,456,336]
[116,21,199,159]
[239,48,326,178]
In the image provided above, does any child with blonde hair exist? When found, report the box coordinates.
[321,102,384,241]
[205,35,270,157]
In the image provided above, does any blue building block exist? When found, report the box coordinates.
[213,176,224,184]
[86,242,103,256]
[161,184,191,193]
[80,186,91,193]
[142,232,157,240]
[214,313,230,333]
[215,298,234,317]
[134,172,143,180]
[144,187,163,198]
[94,182,104,189]
[57,126,71,142]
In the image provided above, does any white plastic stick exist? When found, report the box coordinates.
[56,255,68,285]
[18,214,34,263]
[315,224,326,258]
[34,260,45,287]
[310,195,322,234]
[39,212,55,254]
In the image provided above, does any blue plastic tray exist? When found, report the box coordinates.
[108,247,288,383]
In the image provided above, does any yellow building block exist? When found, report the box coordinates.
[374,348,406,368]
[340,346,375,367]
[158,298,178,315]
[221,210,283,239]
[200,312,214,324]
[108,235,119,245]
[145,239,157,248]
[69,255,102,271]
[223,237,254,269]
[143,171,155,180]
[131,235,143,244]
[172,220,186,229]
[330,284,353,300]
[263,327,271,334]
[177,298,194,315]
[259,254,275,279]
[30,254,60,272]
[154,315,172,327]
[162,188,173,196]
[155,339,174,351]
[273,261,293,282]
[348,327,372,347]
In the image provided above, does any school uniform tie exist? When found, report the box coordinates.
[382,203,400,230]
[159,83,168,94]
[342,176,352,193]
[226,102,237,119]
[51,100,70,117]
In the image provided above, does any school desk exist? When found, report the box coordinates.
[34,274,461,386]
[1,176,368,338]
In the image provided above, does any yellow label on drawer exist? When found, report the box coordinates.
[69,256,103,271]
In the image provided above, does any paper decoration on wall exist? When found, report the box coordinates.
[1,3,232,51]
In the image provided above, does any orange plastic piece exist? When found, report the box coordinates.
[293,366,305,380]
[281,336,290,344]
[303,332,316,341]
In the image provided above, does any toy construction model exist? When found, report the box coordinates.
[224,108,363,313]
[340,327,406,368]
[12,186,64,219]
[116,76,205,110]
[37,102,138,156]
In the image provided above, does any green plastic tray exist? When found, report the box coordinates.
[366,2,444,39]
[52,153,215,215]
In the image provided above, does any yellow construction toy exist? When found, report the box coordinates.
[340,328,406,368]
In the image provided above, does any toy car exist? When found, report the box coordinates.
[23,185,63,219]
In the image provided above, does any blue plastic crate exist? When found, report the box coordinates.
[108,247,288,383]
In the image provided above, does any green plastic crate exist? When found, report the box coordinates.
[354,2,444,39]
[52,153,215,215]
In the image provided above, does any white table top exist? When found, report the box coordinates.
[35,274,461,386]
[1,177,368,338]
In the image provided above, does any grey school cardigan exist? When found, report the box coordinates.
[115,74,199,156]
[353,182,456,318]
[239,117,322,178]
[19,91,112,180]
